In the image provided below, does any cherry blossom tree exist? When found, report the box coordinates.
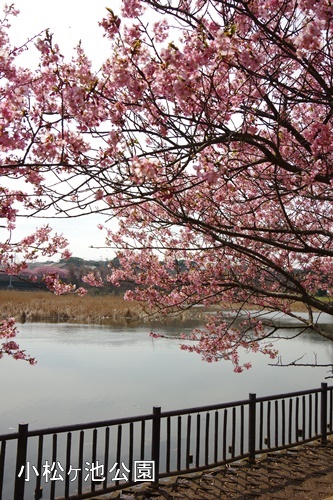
[0,5,72,362]
[2,0,333,369]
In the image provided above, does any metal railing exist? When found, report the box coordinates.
[0,383,332,499]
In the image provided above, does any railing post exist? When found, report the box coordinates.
[248,394,256,464]
[321,382,328,445]
[151,406,161,486]
[14,423,28,500]
[0,441,6,500]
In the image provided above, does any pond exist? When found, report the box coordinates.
[1,317,333,434]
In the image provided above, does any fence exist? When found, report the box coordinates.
[0,383,332,500]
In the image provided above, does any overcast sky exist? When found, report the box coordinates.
[3,0,124,261]
[7,0,118,66]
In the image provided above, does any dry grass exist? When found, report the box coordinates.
[228,301,308,312]
[0,290,218,325]
[0,290,145,324]
[0,290,314,326]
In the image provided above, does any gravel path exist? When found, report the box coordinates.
[91,438,333,499]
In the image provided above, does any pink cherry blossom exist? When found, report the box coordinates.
[1,0,333,369]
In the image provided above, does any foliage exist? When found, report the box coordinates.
[0,317,35,364]
[1,1,333,368]
[22,265,69,279]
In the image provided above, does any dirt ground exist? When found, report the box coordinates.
[91,438,333,499]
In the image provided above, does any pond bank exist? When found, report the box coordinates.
[0,290,213,324]
[0,290,315,326]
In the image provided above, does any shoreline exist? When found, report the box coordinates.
[0,290,213,325]
[0,290,313,326]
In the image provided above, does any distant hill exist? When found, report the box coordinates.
[0,256,131,294]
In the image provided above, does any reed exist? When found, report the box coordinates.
[0,290,309,325]
[0,290,145,324]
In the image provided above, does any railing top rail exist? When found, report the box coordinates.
[159,385,333,419]
[0,431,20,441]
[160,398,250,418]
[256,386,331,403]
[1,384,331,442]
[0,413,154,441]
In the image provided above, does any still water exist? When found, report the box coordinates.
[1,318,333,433]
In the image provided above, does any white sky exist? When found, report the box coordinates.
[7,0,119,67]
[3,0,124,260]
